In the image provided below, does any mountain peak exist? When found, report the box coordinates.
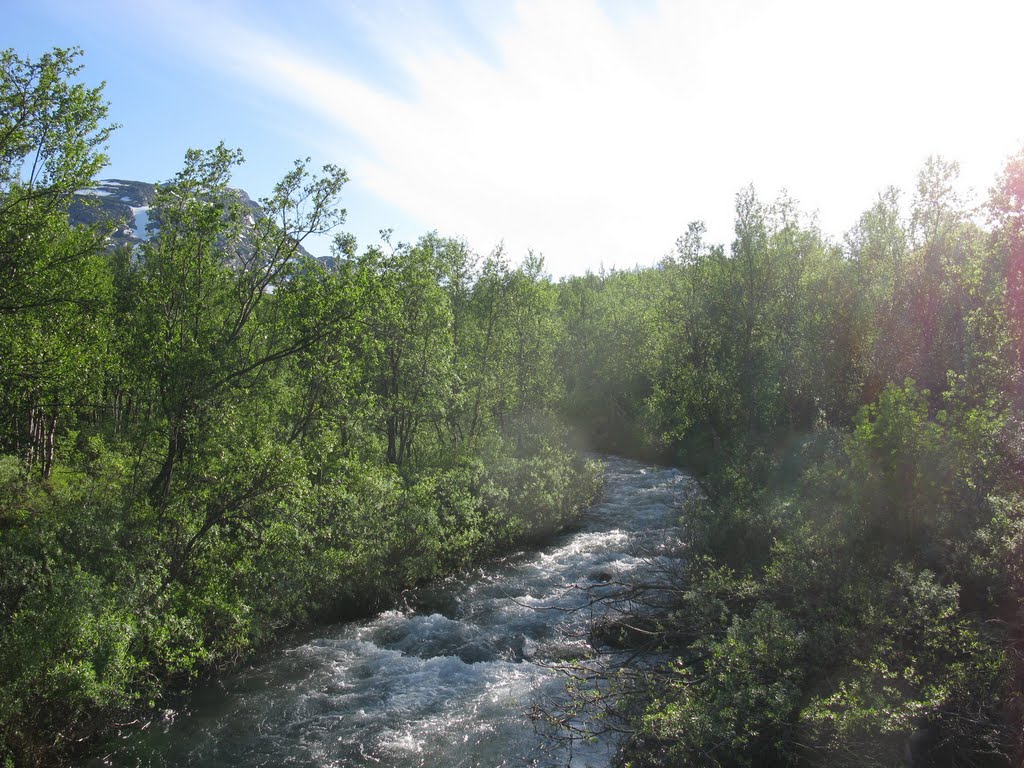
[68,179,315,262]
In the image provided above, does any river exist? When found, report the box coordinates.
[96,457,693,767]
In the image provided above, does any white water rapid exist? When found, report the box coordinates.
[99,456,694,767]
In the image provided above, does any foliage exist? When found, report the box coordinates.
[0,46,116,478]
[0,48,601,767]
[4,43,1024,768]
[549,153,1024,766]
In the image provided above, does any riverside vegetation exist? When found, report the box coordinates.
[0,48,601,765]
[552,159,1024,764]
[3,46,1024,767]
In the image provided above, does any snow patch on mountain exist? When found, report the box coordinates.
[130,207,152,241]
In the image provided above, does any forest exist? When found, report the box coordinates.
[3,46,1024,767]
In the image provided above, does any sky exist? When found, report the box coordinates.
[6,0,1024,276]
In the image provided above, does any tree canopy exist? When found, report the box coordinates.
[4,45,1024,768]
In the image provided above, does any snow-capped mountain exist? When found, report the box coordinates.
[67,179,320,263]
[68,179,159,246]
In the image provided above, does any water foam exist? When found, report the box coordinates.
[101,456,692,767]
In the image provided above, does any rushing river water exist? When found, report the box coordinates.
[98,457,693,768]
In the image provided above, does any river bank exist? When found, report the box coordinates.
[89,457,692,767]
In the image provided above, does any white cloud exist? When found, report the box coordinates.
[136,0,1024,275]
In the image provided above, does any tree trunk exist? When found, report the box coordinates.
[41,408,56,479]
[149,421,183,506]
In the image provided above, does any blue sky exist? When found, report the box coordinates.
[6,0,1024,276]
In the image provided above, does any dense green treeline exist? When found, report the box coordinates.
[551,153,1024,764]
[6,44,1024,768]
[0,49,600,765]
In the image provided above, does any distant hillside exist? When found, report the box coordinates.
[68,179,324,264]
